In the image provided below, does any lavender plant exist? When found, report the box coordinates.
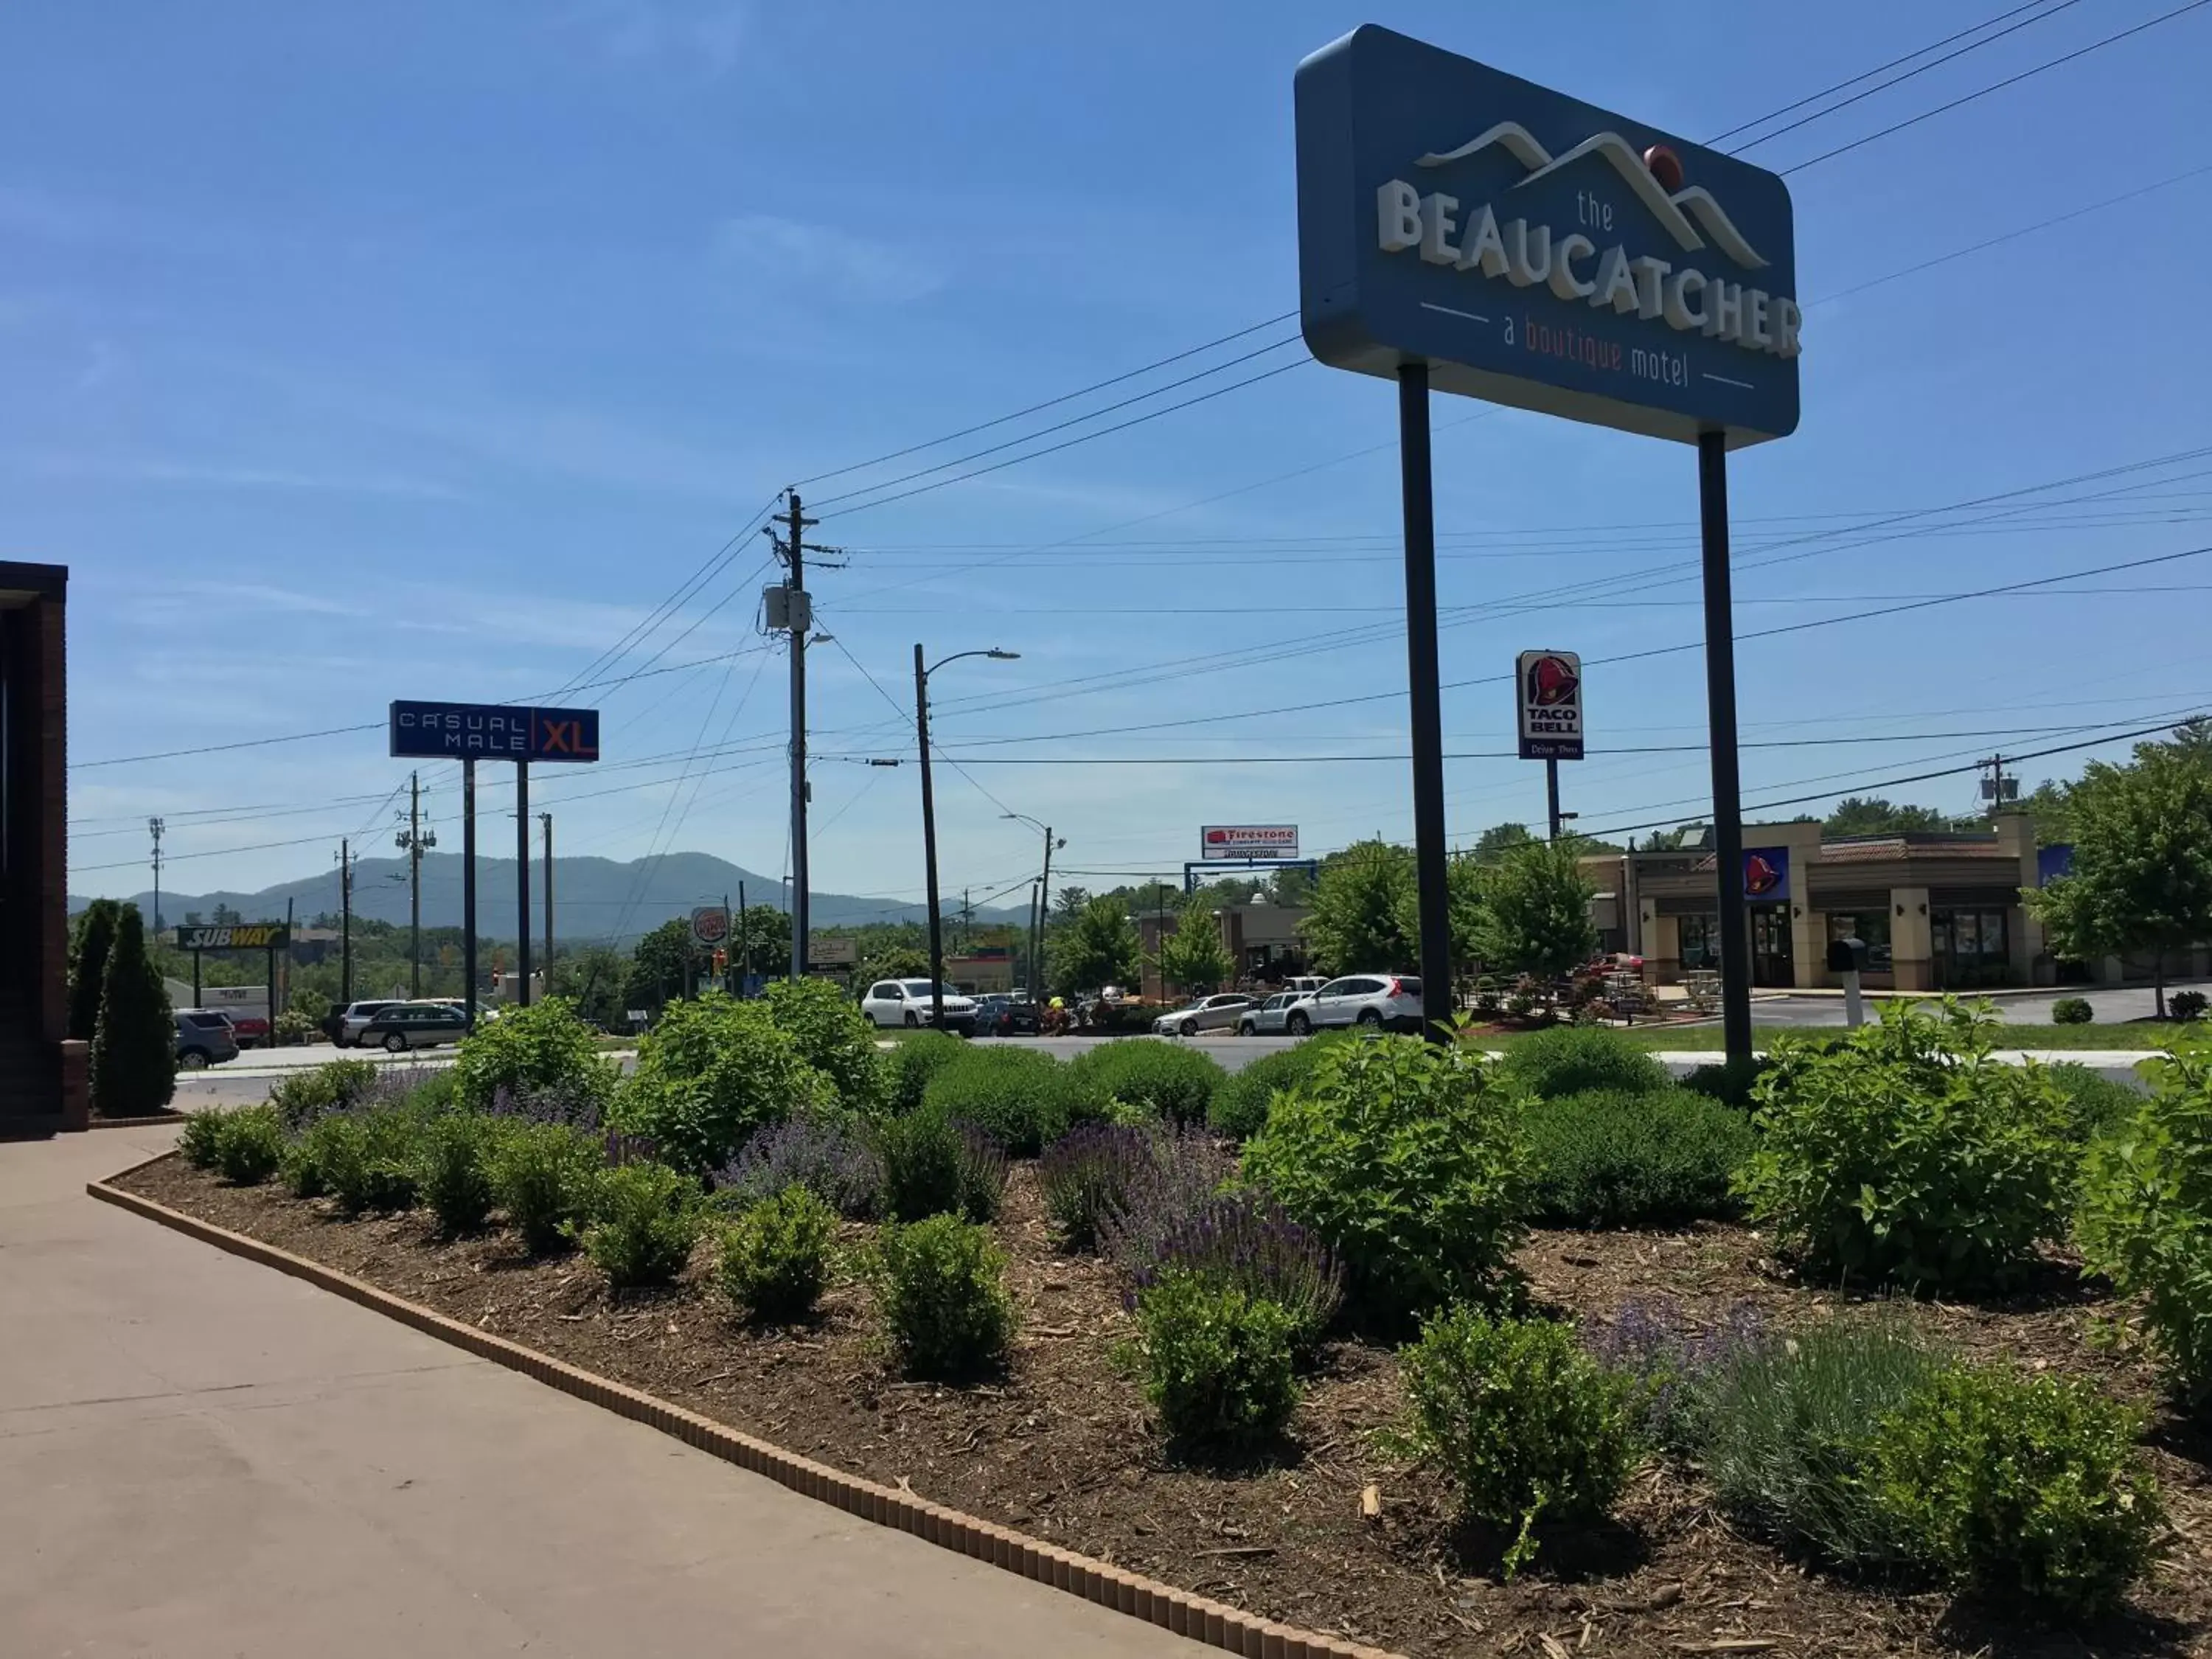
[1097,1125,1234,1276]
[1125,1192,1344,1356]
[1584,1297,1771,1453]
[717,1115,882,1220]
[1037,1122,1158,1251]
[486,1076,606,1131]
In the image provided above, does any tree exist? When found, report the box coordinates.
[1823,796,1954,837]
[731,905,792,976]
[625,918,702,1012]
[856,945,931,985]
[2028,743,2212,1018]
[550,942,628,1028]
[1471,838,1597,979]
[1155,900,1235,995]
[1301,839,1414,975]
[67,899,121,1043]
[2018,778,2076,846]
[1053,886,1091,921]
[89,905,175,1115]
[1050,894,1141,995]
[1471,821,1536,860]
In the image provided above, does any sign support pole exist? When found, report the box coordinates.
[191,947,202,1008]
[1697,431,1753,1065]
[515,760,532,1009]
[1397,363,1452,1042]
[1545,759,1562,841]
[462,760,478,1032]
[915,644,945,1026]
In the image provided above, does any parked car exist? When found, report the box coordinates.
[1284,975,1424,1035]
[174,1009,240,1070]
[1236,990,1310,1036]
[860,978,978,1036]
[1282,976,1327,998]
[970,993,1042,1037]
[334,1000,404,1048]
[357,1002,470,1053]
[1151,992,1257,1037]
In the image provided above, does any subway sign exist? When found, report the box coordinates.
[1295,26,1800,445]
[389,701,601,762]
[174,923,290,951]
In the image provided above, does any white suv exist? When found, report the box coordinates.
[860,979,978,1036]
[1284,974,1423,1035]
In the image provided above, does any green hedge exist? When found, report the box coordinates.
[1066,1040,1224,1126]
[1523,1087,1753,1228]
[920,1046,1105,1155]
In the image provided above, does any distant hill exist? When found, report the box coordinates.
[73,849,1025,943]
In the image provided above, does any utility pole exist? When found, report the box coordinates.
[1029,882,1043,1002]
[915,644,945,1025]
[394,771,437,998]
[515,765,532,1006]
[961,888,973,951]
[147,816,164,934]
[765,491,827,981]
[737,879,749,996]
[335,840,355,1007]
[1978,753,2017,817]
[540,810,554,992]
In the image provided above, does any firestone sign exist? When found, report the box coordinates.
[1202,824,1301,861]
[1295,26,1800,445]
[1515,650,1584,760]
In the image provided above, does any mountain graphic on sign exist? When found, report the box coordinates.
[1415,122,1768,269]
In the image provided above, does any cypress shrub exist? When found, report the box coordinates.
[89,905,176,1116]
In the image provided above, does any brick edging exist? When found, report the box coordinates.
[86,1171,1399,1659]
[91,1111,187,1130]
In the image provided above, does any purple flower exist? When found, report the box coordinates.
[1097,1125,1235,1274]
[1124,1190,1344,1354]
[487,1077,604,1131]
[601,1130,660,1169]
[717,1116,883,1219]
[1585,1296,1770,1450]
[1038,1122,1160,1251]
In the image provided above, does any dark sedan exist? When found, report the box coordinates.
[971,994,1042,1037]
[358,1002,469,1053]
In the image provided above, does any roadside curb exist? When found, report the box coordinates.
[86,1165,1400,1659]
[89,1111,187,1130]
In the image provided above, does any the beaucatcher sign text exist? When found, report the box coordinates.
[1295,26,1800,445]
[1516,650,1584,760]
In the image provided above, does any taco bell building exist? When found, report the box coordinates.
[1582,813,2200,993]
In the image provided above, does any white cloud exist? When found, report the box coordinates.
[2,449,469,501]
[562,1,747,79]
[714,214,945,306]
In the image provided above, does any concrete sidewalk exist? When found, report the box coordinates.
[0,1130,1186,1659]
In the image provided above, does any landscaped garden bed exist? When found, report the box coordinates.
[120,1000,2212,1658]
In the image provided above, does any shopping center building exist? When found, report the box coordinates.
[1585,813,2201,992]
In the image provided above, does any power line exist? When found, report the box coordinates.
[1779,0,2212,175]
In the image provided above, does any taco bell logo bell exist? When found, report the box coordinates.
[1516,649,1584,761]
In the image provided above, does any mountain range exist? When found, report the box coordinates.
[72,850,1027,942]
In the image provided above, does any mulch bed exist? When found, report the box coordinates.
[117,1152,2212,1658]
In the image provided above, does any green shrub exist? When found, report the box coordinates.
[212,1105,285,1185]
[716,1185,838,1322]
[1871,1365,2162,1619]
[1702,1313,1947,1571]
[451,998,616,1113]
[883,1029,967,1114]
[2047,1063,2143,1145]
[2076,1039,2212,1399]
[1135,1274,1300,1453]
[304,1109,425,1215]
[486,1122,604,1255]
[1394,1307,1637,1576]
[279,1138,328,1198]
[1207,1036,1346,1141]
[580,1161,704,1288]
[416,1112,499,1235]
[1241,1037,1529,1323]
[612,992,830,1174]
[271,1009,313,1045]
[1735,1002,2076,1293]
[2052,996,2095,1026]
[2168,989,2207,1023]
[762,976,886,1112]
[178,1110,226,1170]
[270,1057,379,1131]
[1068,1040,1225,1126]
[1679,1055,1774,1110]
[1498,1024,1671,1101]
[872,1214,1015,1380]
[89,905,175,1115]
[872,1105,1006,1222]
[921,1046,1105,1155]
[1524,1087,1753,1228]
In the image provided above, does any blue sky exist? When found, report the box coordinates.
[15,0,2212,928]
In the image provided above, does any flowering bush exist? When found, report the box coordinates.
[872,1106,1007,1223]
[1126,1191,1343,1358]
[718,1115,881,1220]
[1585,1298,1771,1453]
[487,1075,607,1131]
[1097,1125,1236,1276]
[1037,1122,1158,1251]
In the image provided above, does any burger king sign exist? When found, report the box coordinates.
[1516,650,1584,760]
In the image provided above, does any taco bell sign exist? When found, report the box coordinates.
[1516,650,1584,760]
[1295,26,1800,445]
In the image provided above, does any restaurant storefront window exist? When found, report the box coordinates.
[1933,907,2010,988]
[1679,913,1719,971]
[1825,909,1893,973]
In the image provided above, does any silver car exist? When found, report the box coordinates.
[1151,992,1256,1037]
[1284,974,1424,1035]
[1237,992,1309,1035]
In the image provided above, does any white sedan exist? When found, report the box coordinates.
[860,978,978,1035]
[1152,993,1257,1037]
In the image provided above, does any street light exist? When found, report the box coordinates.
[917,645,1019,1026]
[1001,812,1066,1003]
